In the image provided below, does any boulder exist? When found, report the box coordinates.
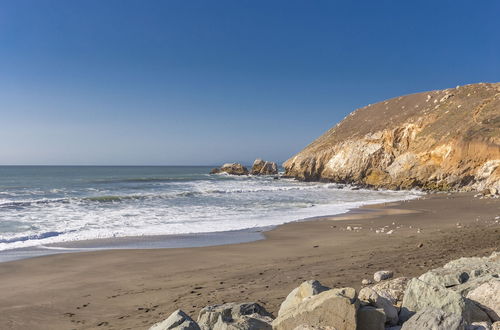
[272,287,358,330]
[374,270,393,282]
[401,308,465,330]
[419,268,470,287]
[400,278,469,323]
[467,322,493,330]
[292,326,337,330]
[356,306,385,330]
[467,279,500,322]
[277,280,330,316]
[370,277,410,306]
[197,302,272,330]
[150,309,200,330]
[251,159,278,175]
[358,287,398,325]
[493,322,500,330]
[211,163,249,176]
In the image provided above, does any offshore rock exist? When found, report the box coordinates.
[211,163,249,176]
[251,159,278,175]
[283,83,500,191]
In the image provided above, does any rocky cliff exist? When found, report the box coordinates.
[283,83,500,191]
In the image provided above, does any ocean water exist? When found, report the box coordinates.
[0,166,421,252]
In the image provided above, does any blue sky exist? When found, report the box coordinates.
[0,0,498,165]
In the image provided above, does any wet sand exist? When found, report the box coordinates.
[0,193,499,330]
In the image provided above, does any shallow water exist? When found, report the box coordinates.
[0,166,421,252]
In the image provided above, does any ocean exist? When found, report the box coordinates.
[0,166,421,255]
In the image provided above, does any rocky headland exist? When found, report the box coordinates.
[151,252,500,330]
[283,83,500,192]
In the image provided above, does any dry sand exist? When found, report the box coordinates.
[0,193,498,330]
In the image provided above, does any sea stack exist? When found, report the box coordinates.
[283,83,500,192]
[251,159,278,175]
[210,163,249,175]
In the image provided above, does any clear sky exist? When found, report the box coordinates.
[0,0,498,165]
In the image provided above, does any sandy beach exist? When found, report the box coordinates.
[0,193,499,330]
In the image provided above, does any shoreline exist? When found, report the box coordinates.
[0,192,422,263]
[0,192,498,329]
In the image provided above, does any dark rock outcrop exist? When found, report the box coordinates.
[210,163,249,176]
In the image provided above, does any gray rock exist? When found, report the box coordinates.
[150,309,200,330]
[400,278,469,323]
[467,279,500,322]
[358,287,398,326]
[466,322,492,330]
[357,306,385,330]
[401,308,465,330]
[419,268,470,287]
[197,302,272,330]
[272,287,358,330]
[374,270,394,282]
[277,280,330,317]
[212,314,273,330]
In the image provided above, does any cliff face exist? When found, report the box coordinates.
[284,83,500,191]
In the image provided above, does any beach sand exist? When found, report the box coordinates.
[0,193,498,329]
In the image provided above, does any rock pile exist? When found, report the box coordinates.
[150,252,500,330]
[251,159,278,175]
[210,163,249,176]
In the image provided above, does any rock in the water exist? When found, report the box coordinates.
[467,279,500,322]
[277,280,330,317]
[211,163,249,176]
[272,287,358,330]
[401,308,465,330]
[374,270,393,282]
[356,306,385,330]
[370,277,410,306]
[197,302,272,330]
[150,309,200,330]
[251,159,278,175]
[400,278,469,323]
[358,287,398,326]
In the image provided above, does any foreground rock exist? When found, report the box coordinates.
[197,302,272,330]
[251,159,278,175]
[358,287,398,326]
[400,278,470,323]
[278,280,330,316]
[283,83,500,192]
[210,163,249,176]
[401,308,465,330]
[150,309,200,330]
[467,279,500,322]
[370,277,410,306]
[272,287,358,330]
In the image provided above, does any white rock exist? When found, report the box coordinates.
[277,280,330,317]
[150,309,200,330]
[374,270,393,282]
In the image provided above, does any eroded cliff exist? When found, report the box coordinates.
[283,83,500,191]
